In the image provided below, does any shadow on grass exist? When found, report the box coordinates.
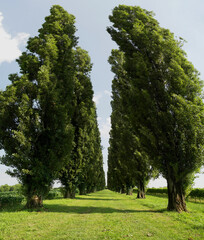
[0,204,25,212]
[140,202,166,210]
[146,194,168,199]
[186,199,204,205]
[75,197,121,201]
[43,204,166,214]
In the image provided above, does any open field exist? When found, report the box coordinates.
[0,190,203,240]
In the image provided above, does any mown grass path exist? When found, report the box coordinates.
[0,190,203,239]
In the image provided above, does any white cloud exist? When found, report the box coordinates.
[100,117,111,139]
[0,12,29,64]
[93,93,102,105]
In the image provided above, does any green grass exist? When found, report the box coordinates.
[0,189,203,240]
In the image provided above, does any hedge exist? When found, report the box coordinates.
[147,188,204,201]
[187,188,204,201]
[0,192,24,207]
[147,188,168,195]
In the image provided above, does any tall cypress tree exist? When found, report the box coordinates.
[107,5,204,211]
[59,48,105,197]
[108,49,153,197]
[0,5,77,208]
[81,107,105,194]
[59,47,94,198]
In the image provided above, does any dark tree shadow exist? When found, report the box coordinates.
[146,194,168,199]
[43,204,166,214]
[140,202,167,211]
[186,199,204,205]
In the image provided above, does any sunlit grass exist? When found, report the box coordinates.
[0,189,203,239]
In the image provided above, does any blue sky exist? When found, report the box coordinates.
[0,0,203,188]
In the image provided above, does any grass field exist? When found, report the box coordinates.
[0,189,203,240]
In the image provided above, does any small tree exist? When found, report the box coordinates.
[0,5,78,208]
[107,5,204,211]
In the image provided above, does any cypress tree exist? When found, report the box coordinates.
[108,49,153,197]
[59,48,105,197]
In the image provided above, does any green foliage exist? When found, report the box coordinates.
[0,184,22,192]
[147,188,168,195]
[107,28,157,196]
[107,4,204,211]
[147,188,204,201]
[59,48,105,196]
[0,5,78,206]
[188,188,204,200]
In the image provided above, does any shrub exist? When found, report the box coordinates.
[187,188,204,201]
[147,188,168,195]
[0,192,24,207]
[147,188,204,201]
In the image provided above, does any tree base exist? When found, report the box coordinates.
[167,196,188,212]
[167,176,188,212]
[137,191,145,199]
[26,195,43,209]
[126,187,133,195]
[64,190,75,199]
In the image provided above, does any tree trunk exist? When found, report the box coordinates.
[167,177,187,212]
[126,186,133,195]
[64,190,71,198]
[70,190,75,199]
[26,195,43,208]
[137,181,145,199]
[79,183,87,195]
[116,187,120,193]
[120,185,126,194]
[64,186,76,199]
[87,186,97,194]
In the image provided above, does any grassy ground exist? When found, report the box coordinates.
[0,189,203,240]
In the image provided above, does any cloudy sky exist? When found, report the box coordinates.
[0,0,203,188]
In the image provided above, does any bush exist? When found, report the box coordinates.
[187,188,204,201]
[147,188,204,201]
[0,192,24,207]
[147,188,168,195]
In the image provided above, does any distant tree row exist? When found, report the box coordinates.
[0,5,105,208]
[0,184,22,192]
[107,5,204,212]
